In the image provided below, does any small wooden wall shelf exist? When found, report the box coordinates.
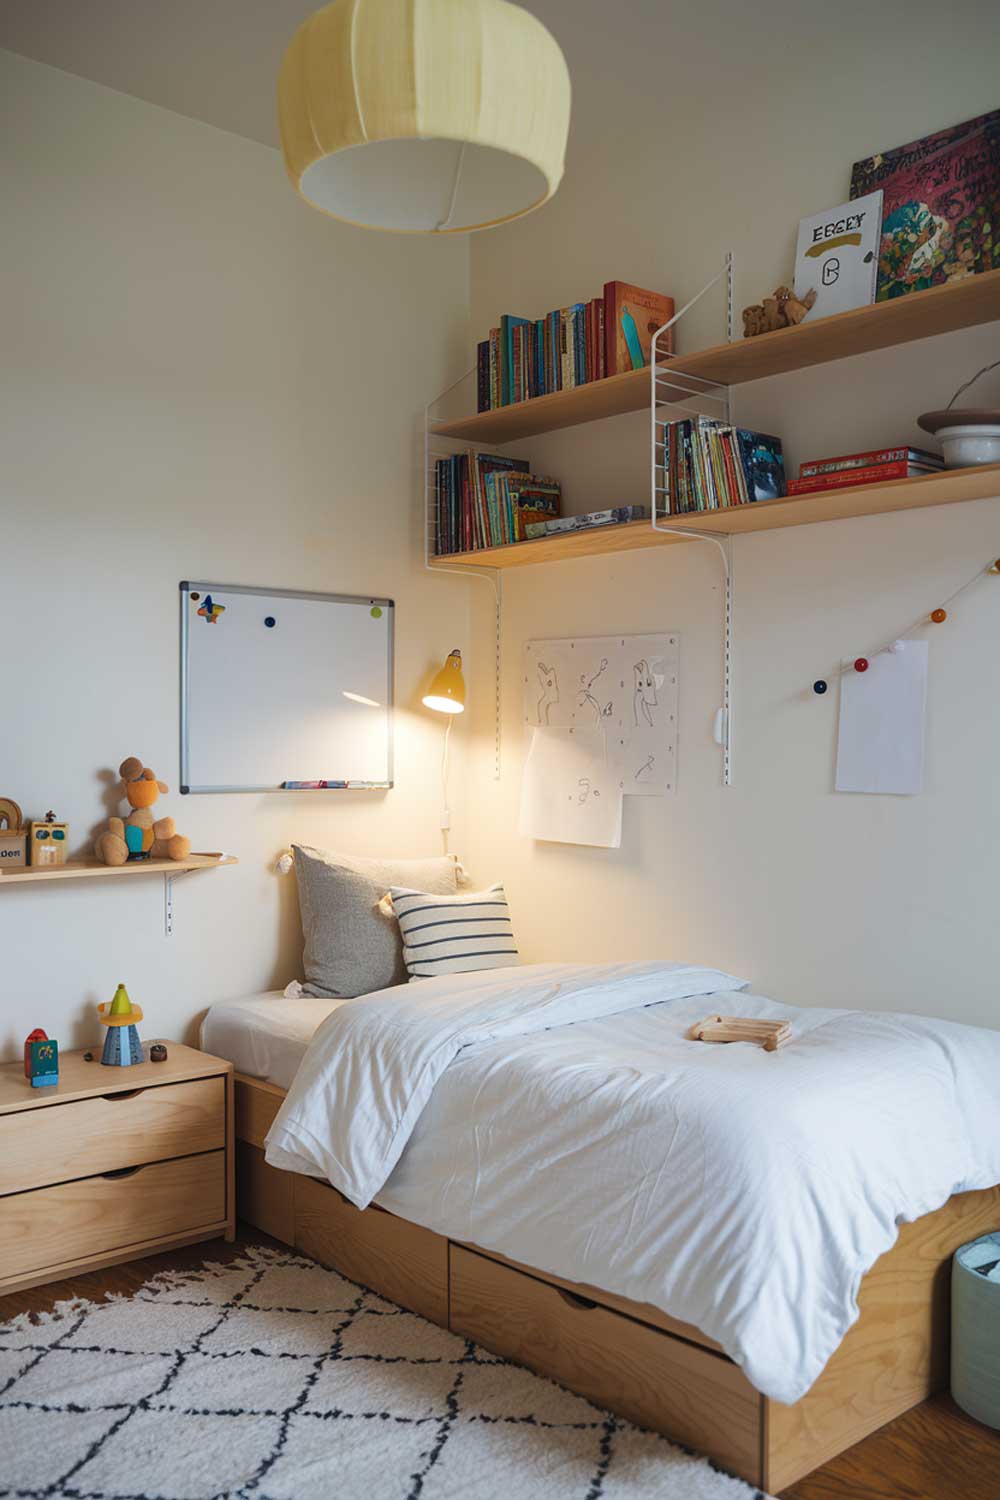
[432,268,1000,445]
[0,853,236,885]
[428,463,1000,570]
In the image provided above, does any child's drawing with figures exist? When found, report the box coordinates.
[536,660,560,724]
[577,657,611,723]
[523,633,679,800]
[633,659,658,726]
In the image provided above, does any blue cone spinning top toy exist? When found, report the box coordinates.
[98,983,144,1066]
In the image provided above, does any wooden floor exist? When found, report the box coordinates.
[3,1230,998,1499]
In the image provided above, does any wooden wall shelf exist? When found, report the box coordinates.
[428,463,1000,570]
[431,269,1000,445]
[0,853,236,886]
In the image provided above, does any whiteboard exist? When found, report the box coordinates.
[180,582,393,793]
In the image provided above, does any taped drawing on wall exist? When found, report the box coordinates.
[523,633,679,798]
[518,727,623,848]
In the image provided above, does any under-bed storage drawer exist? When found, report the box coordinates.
[449,1245,763,1486]
[0,1077,226,1196]
[0,1150,226,1282]
[294,1175,449,1328]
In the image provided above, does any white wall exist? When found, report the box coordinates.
[463,0,1000,1028]
[0,51,472,1059]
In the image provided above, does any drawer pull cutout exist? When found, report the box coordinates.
[100,1165,144,1181]
[556,1286,598,1312]
[102,1089,145,1102]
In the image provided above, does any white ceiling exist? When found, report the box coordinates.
[0,0,321,148]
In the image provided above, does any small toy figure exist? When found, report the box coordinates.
[97,983,145,1067]
[149,1043,168,1063]
[742,285,818,338]
[94,758,191,867]
[29,812,69,867]
[0,798,27,869]
[24,1029,59,1087]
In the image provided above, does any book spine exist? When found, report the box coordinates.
[512,325,524,405]
[534,319,545,399]
[476,341,490,414]
[596,301,605,379]
[559,309,574,390]
[800,446,941,476]
[787,461,926,494]
[602,281,615,377]
[572,305,586,387]
[488,329,499,410]
[584,301,594,384]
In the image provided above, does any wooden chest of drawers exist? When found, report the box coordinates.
[0,1043,234,1295]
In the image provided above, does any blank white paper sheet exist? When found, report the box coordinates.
[519,727,623,847]
[835,641,928,795]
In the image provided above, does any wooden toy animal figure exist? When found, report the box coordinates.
[94,757,191,866]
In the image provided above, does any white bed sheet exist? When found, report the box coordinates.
[200,991,344,1091]
[265,961,1000,1405]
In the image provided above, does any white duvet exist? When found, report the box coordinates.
[265,960,1000,1403]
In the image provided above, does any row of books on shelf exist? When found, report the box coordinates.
[786,445,943,494]
[432,451,651,555]
[476,281,674,413]
[663,419,786,514]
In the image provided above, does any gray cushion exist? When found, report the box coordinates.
[292,845,458,998]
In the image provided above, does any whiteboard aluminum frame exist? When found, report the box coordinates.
[179,581,395,794]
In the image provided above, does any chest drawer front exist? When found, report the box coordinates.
[0,1150,226,1283]
[0,1077,225,1195]
[449,1245,762,1487]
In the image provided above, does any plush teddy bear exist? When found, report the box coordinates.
[94,757,192,866]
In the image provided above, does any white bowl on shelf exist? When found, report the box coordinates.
[918,408,1000,469]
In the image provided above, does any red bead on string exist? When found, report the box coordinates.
[854,657,869,673]
[931,608,947,624]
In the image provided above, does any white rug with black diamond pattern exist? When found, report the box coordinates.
[0,1245,771,1500]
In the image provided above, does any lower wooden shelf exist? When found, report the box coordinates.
[0,852,236,885]
[428,462,1000,570]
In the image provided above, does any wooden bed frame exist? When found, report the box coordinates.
[235,1073,1000,1495]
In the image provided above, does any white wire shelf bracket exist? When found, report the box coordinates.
[650,252,736,785]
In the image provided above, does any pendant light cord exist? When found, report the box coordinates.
[435,141,467,232]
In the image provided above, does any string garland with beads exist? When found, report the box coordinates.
[812,555,1000,694]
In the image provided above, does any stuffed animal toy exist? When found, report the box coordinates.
[742,285,817,338]
[94,757,191,866]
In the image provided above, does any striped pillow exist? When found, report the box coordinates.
[388,884,520,980]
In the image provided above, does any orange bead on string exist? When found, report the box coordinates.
[930,608,948,624]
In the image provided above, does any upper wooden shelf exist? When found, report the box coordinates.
[428,463,1000,570]
[431,269,1000,445]
[0,853,236,885]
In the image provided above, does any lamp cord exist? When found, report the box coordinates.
[441,715,452,853]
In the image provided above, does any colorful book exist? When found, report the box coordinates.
[499,315,531,405]
[788,462,937,495]
[850,109,1000,301]
[794,192,882,320]
[603,281,675,374]
[800,446,942,477]
[736,430,785,502]
[476,341,490,414]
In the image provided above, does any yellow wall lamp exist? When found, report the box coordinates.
[423,649,465,848]
[422,648,466,715]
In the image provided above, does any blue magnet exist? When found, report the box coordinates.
[813,679,828,695]
[264,616,276,628]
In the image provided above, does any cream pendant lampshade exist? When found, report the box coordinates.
[278,0,571,233]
